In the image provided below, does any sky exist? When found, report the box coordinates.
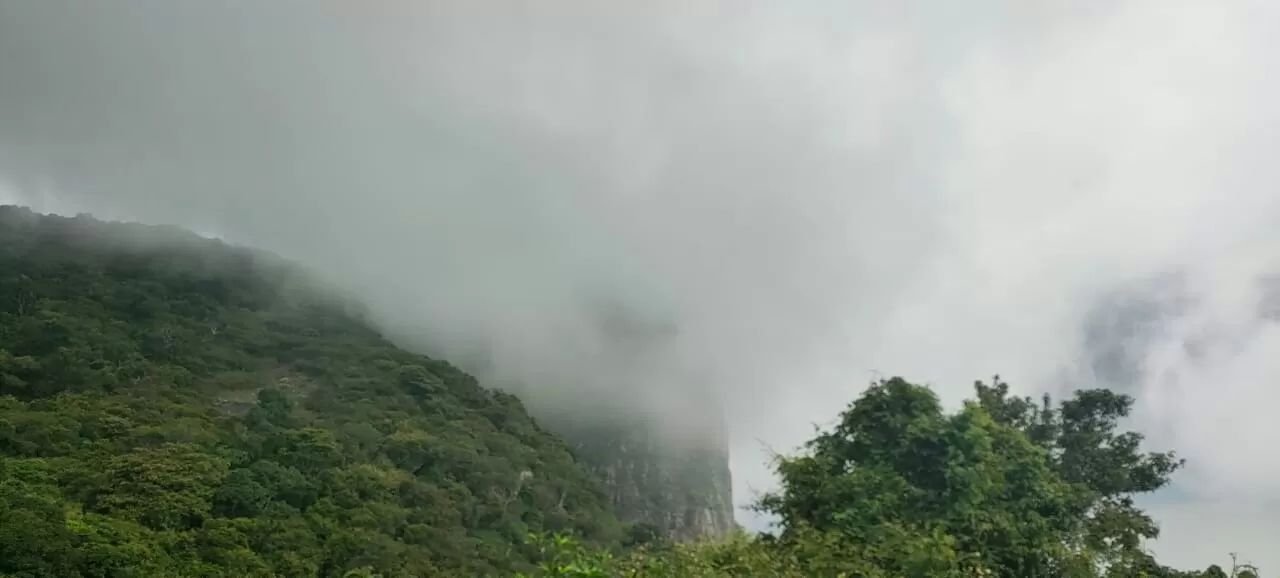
[2,0,1280,569]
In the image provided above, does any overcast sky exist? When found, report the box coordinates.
[3,0,1280,569]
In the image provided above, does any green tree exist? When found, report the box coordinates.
[0,469,79,576]
[86,443,230,531]
[517,376,1257,578]
[973,377,1183,567]
[758,377,1091,577]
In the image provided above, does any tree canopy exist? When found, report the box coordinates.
[0,207,621,577]
[530,378,1254,578]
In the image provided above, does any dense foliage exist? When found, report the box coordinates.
[0,207,1263,577]
[526,378,1261,578]
[0,207,621,577]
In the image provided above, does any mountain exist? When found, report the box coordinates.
[491,298,737,544]
[0,206,626,577]
[549,411,736,543]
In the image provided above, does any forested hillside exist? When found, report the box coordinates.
[0,206,1261,578]
[0,206,621,577]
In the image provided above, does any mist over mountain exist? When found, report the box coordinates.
[4,0,1280,568]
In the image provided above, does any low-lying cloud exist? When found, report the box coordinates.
[3,0,1280,569]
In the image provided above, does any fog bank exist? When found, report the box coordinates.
[3,1,1280,568]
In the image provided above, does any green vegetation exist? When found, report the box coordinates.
[0,206,1263,577]
[0,207,620,577]
[520,378,1260,578]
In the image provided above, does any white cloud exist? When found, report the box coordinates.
[2,0,1279,569]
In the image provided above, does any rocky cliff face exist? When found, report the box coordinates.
[550,407,737,542]
[491,299,738,542]
[496,382,737,542]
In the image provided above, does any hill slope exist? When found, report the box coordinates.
[494,309,737,543]
[0,206,621,577]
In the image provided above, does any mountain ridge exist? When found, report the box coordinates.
[0,205,632,576]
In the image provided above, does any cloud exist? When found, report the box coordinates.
[2,0,1280,569]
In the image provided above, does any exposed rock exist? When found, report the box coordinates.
[554,410,736,542]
